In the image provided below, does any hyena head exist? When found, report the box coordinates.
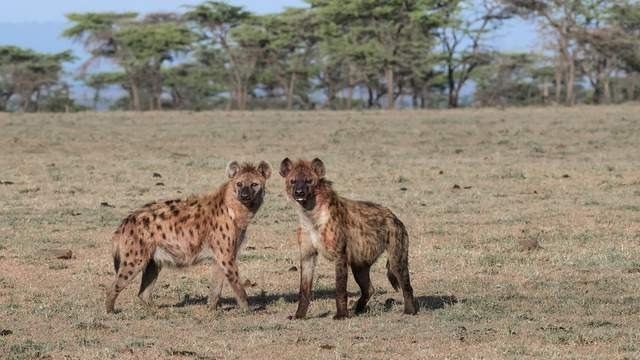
[226,160,272,207]
[279,157,325,210]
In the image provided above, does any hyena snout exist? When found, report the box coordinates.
[239,186,253,201]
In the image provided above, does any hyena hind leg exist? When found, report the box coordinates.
[351,264,373,314]
[106,255,146,313]
[138,260,161,307]
[388,260,417,315]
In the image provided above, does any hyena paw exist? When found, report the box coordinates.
[332,313,348,320]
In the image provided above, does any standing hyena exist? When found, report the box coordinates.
[279,158,417,320]
[105,161,271,313]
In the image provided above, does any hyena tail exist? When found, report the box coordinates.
[386,216,410,292]
[386,216,418,314]
[112,235,121,273]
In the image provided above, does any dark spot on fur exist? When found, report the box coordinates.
[156,224,162,231]
[162,233,166,240]
[129,229,134,236]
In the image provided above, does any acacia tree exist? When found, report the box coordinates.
[185,1,260,110]
[0,46,74,111]
[311,0,445,109]
[503,0,606,105]
[63,12,193,111]
[438,0,512,108]
[259,8,319,110]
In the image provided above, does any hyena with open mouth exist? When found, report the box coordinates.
[280,158,417,319]
[105,161,271,313]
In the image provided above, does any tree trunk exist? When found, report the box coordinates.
[367,86,374,108]
[131,81,141,111]
[93,87,101,111]
[554,63,562,104]
[287,73,296,110]
[566,55,575,106]
[385,67,394,110]
[542,77,549,104]
[346,85,353,110]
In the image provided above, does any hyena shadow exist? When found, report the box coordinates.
[169,292,458,313]
[168,289,357,309]
[414,295,459,311]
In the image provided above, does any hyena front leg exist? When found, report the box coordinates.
[333,238,349,320]
[294,246,317,319]
[138,259,161,307]
[221,259,249,311]
[351,264,372,314]
[208,263,226,311]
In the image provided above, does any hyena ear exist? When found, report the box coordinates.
[226,161,240,178]
[258,161,272,179]
[311,158,325,178]
[279,158,293,178]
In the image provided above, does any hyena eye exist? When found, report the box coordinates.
[251,183,259,188]
[305,179,313,184]
[236,182,242,187]
[289,179,295,185]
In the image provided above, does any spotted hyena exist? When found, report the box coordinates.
[279,158,417,319]
[105,161,272,313]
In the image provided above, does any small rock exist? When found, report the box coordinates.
[0,180,14,185]
[452,184,461,190]
[463,186,472,189]
[153,172,162,178]
[319,344,334,350]
[518,238,541,251]
[400,187,408,191]
[562,174,570,178]
[454,149,464,154]
[100,202,115,208]
[438,170,444,175]
[243,279,257,287]
[0,329,12,336]
[50,249,73,259]
[155,182,165,186]
[288,266,298,272]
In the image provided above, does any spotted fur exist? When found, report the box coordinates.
[280,158,417,319]
[105,161,271,313]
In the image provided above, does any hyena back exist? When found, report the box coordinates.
[280,158,417,319]
[106,161,271,313]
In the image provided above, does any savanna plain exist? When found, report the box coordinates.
[1,107,639,359]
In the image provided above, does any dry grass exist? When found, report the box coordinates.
[1,106,639,359]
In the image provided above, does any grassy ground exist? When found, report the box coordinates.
[0,106,639,359]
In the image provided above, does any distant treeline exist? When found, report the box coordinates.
[2,0,640,112]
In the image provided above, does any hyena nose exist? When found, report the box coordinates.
[294,189,304,196]
[240,188,251,200]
